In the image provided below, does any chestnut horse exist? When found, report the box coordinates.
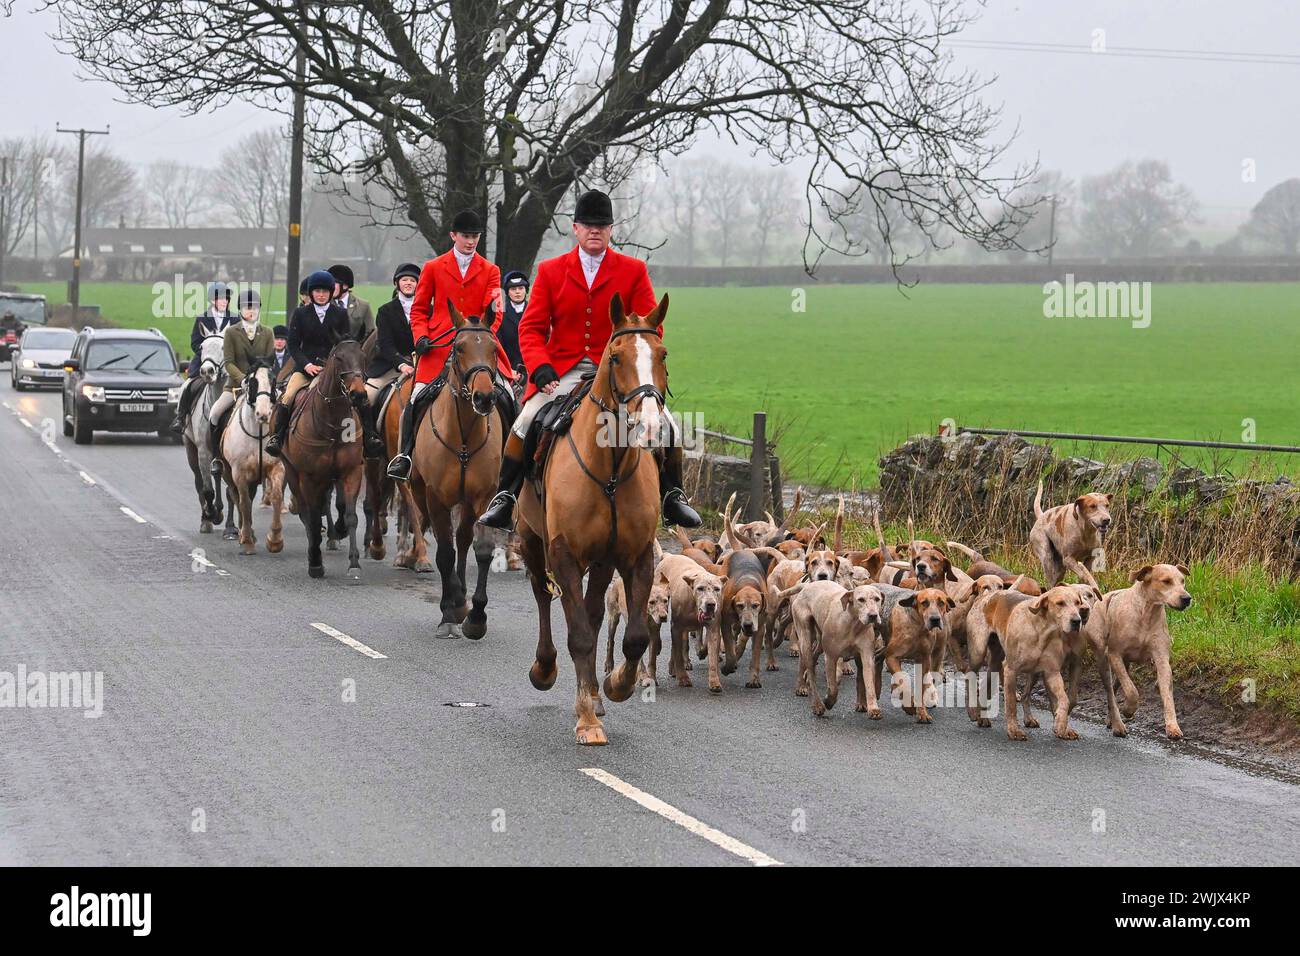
[408,303,504,638]
[279,338,369,579]
[516,293,670,745]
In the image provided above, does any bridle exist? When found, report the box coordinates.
[587,326,666,427]
[427,321,500,500]
[558,325,667,555]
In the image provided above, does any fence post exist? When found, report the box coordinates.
[749,412,766,521]
[769,454,783,522]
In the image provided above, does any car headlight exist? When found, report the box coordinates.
[167,386,183,403]
[21,358,35,369]
[81,384,105,403]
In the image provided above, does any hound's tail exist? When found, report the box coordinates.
[833,496,844,553]
[872,509,888,554]
[945,540,984,563]
[1033,481,1045,520]
[672,526,694,551]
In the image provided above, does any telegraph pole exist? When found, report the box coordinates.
[0,156,9,288]
[56,124,110,320]
[285,48,306,318]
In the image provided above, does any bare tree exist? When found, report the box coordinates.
[39,143,140,252]
[55,0,1034,275]
[145,161,212,227]
[1000,169,1075,261]
[659,158,709,267]
[1078,160,1198,259]
[1241,178,1300,255]
[747,166,799,267]
[0,135,58,257]
[700,161,749,267]
[212,128,292,230]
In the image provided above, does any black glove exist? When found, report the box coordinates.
[414,336,434,356]
[530,364,558,390]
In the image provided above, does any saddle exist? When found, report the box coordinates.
[527,370,596,479]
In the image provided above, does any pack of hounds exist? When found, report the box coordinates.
[604,482,1192,743]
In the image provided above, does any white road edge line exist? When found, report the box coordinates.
[310,623,388,660]
[579,768,782,867]
[119,506,147,524]
[79,471,96,486]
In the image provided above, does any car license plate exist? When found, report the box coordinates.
[119,403,154,413]
[42,369,63,377]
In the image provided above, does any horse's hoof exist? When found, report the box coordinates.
[223,530,239,541]
[462,617,486,640]
[240,544,255,556]
[266,538,283,554]
[367,545,385,561]
[326,539,339,551]
[392,554,414,569]
[199,522,213,534]
[414,559,434,573]
[575,724,608,746]
[530,661,557,691]
[308,564,324,579]
[346,566,361,583]
[602,672,636,704]
[434,622,461,640]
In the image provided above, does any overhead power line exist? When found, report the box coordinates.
[948,38,1300,67]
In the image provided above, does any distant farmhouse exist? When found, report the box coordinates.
[62,227,285,282]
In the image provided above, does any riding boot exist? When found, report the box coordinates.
[360,402,387,460]
[265,404,290,458]
[170,378,197,434]
[478,432,527,529]
[386,400,417,481]
[658,445,702,528]
[208,418,225,476]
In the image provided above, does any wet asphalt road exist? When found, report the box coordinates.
[1,372,1298,866]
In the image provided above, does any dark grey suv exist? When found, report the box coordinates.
[61,328,184,444]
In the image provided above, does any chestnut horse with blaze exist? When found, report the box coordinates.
[517,293,671,745]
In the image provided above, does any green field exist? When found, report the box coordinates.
[21,279,1300,485]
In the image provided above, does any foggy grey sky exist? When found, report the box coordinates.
[2,0,1296,231]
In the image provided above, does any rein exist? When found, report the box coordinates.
[428,323,497,502]
[291,347,365,452]
[559,325,663,556]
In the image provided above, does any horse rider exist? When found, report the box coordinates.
[498,270,529,382]
[363,262,420,432]
[271,325,290,376]
[329,264,374,342]
[171,281,236,434]
[264,269,385,460]
[478,189,701,530]
[208,288,275,475]
[385,210,519,482]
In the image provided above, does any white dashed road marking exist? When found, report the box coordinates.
[79,471,96,486]
[120,506,147,524]
[579,768,782,866]
[310,623,388,660]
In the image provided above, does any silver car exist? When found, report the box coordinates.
[11,326,78,390]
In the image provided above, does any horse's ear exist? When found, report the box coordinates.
[648,292,669,327]
[609,292,626,327]
[447,298,466,328]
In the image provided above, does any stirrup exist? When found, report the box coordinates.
[662,488,702,528]
[209,458,223,477]
[386,454,412,481]
[169,415,184,435]
[478,490,517,529]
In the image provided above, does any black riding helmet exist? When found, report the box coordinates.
[393,262,421,283]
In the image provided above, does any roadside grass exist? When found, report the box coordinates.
[19,279,1300,486]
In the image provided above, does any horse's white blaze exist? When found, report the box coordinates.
[633,335,661,446]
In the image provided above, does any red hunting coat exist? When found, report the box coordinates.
[518,246,659,402]
[411,249,512,384]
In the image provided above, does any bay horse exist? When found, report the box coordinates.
[408,302,504,638]
[183,333,236,537]
[279,336,369,579]
[219,361,285,556]
[516,293,670,745]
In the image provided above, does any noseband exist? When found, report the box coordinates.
[446,324,498,413]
